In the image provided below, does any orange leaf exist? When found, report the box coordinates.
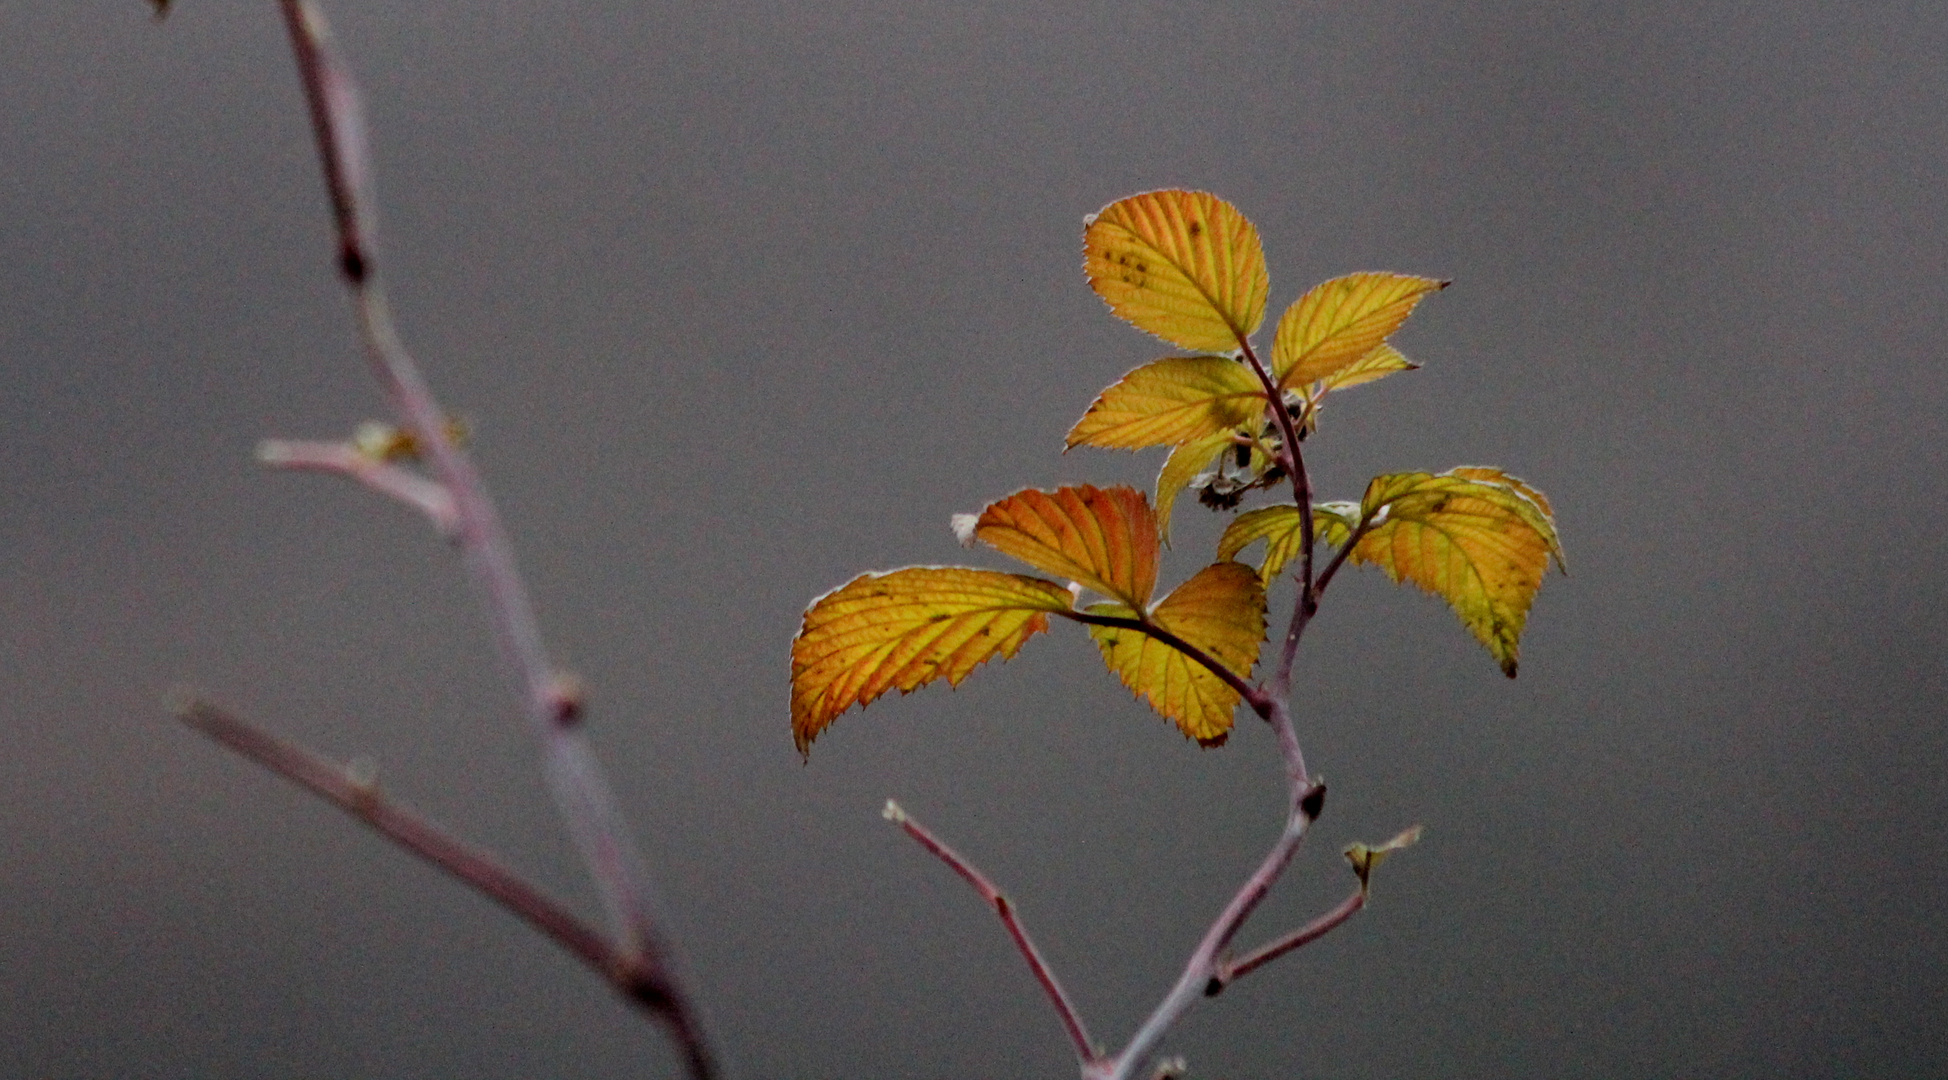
[1085,562,1266,744]
[1066,356,1266,451]
[973,485,1160,608]
[790,568,1074,753]
[1272,273,1446,388]
[1084,190,1269,353]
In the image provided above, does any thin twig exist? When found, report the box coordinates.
[1206,887,1365,994]
[257,4,715,1075]
[256,439,458,532]
[884,801,1101,1067]
[170,697,714,1077]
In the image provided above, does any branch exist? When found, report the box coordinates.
[172,697,717,1080]
[884,801,1101,1068]
[1205,887,1364,995]
[1098,781,1325,1080]
[257,3,716,1073]
[256,438,458,533]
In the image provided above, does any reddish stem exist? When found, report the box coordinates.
[885,802,1101,1067]
[1206,887,1365,994]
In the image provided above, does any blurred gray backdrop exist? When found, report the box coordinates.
[4,1,1944,1077]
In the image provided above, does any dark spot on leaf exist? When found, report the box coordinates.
[1188,220,1203,238]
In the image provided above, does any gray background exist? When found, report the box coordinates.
[4,1,1944,1077]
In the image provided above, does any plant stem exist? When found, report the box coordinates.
[1096,781,1324,1080]
[885,801,1101,1067]
[1206,887,1365,993]
[173,697,716,1079]
[256,438,457,532]
[259,2,715,1073]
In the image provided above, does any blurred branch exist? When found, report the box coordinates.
[256,438,457,533]
[884,801,1101,1068]
[157,3,723,1075]
[171,697,714,1077]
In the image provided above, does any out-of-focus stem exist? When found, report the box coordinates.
[256,438,457,532]
[261,3,715,1075]
[885,802,1101,1067]
[172,698,714,1078]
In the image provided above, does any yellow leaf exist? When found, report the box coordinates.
[1352,471,1561,676]
[790,568,1075,753]
[1085,562,1266,744]
[1216,503,1362,584]
[1320,342,1419,393]
[1447,466,1566,570]
[1084,190,1270,354]
[1066,356,1267,451]
[1155,428,1243,544]
[1216,505,1304,584]
[1271,273,1446,388]
[974,485,1160,608]
[1344,824,1424,895]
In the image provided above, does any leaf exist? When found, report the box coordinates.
[790,568,1075,754]
[1067,356,1266,451]
[1351,471,1562,676]
[1320,342,1419,393]
[1085,562,1266,744]
[1271,273,1446,388]
[1155,428,1244,543]
[1447,466,1567,570]
[1344,825,1424,896]
[973,485,1160,608]
[1215,503,1363,583]
[1084,190,1270,354]
[1216,505,1304,584]
[1312,502,1362,548]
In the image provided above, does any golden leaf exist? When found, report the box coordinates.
[1352,470,1562,676]
[790,568,1074,753]
[1271,273,1446,388]
[1216,505,1304,584]
[1085,562,1266,744]
[1155,428,1244,544]
[1320,342,1419,393]
[1447,466,1566,568]
[1216,503,1361,583]
[974,485,1160,608]
[1066,356,1266,451]
[1084,190,1269,353]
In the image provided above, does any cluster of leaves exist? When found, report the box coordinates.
[791,190,1563,755]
